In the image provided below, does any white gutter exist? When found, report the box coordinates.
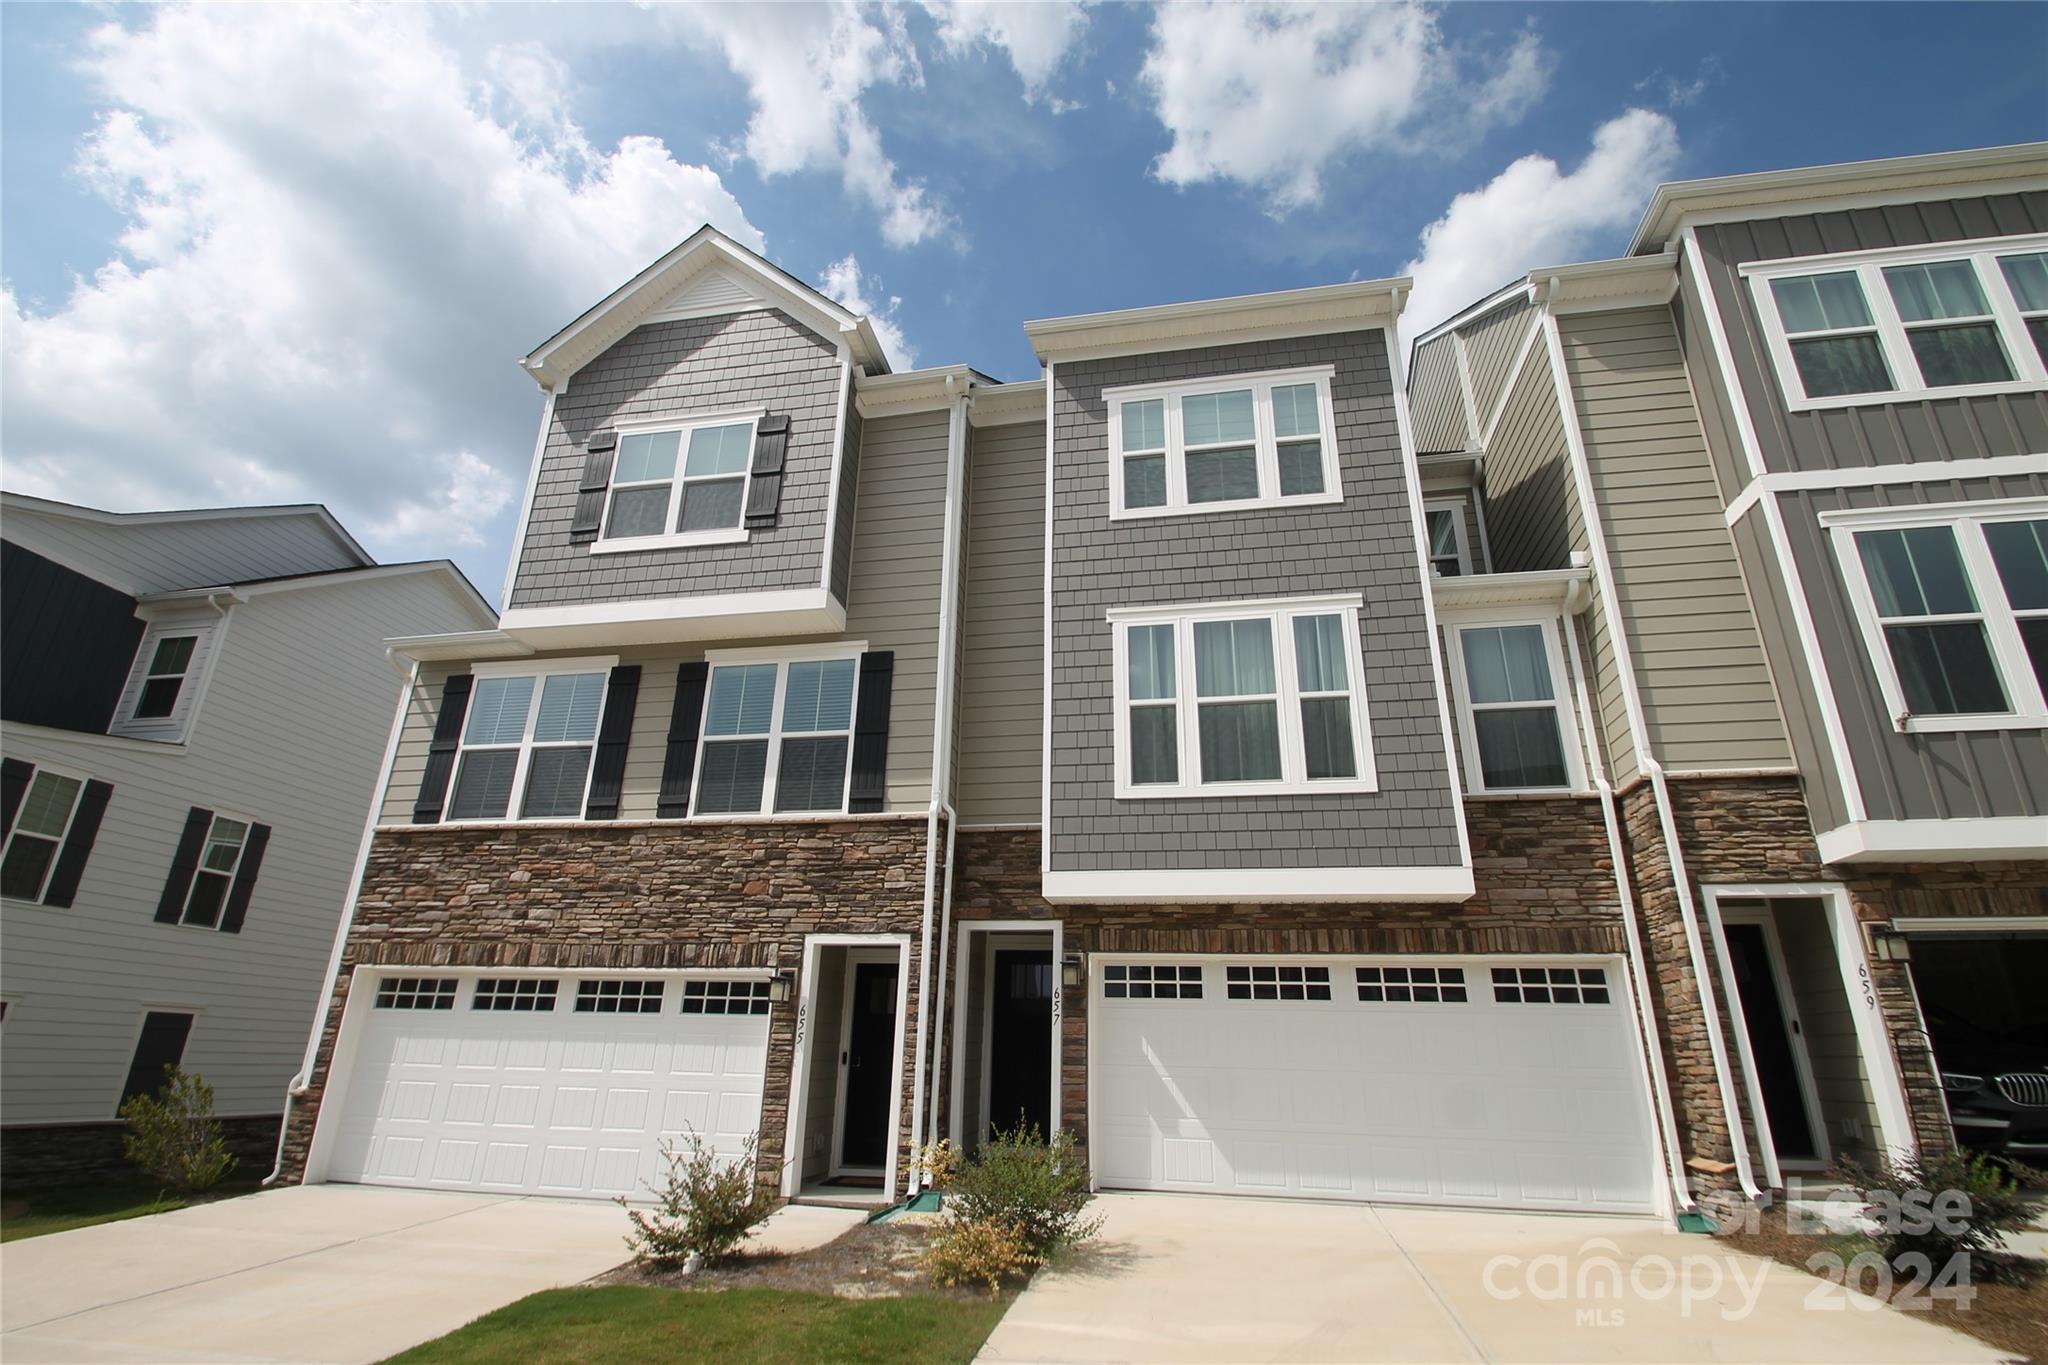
[907,378,971,1191]
[1562,579,1697,1218]
[265,652,421,1186]
[1542,303,1764,1203]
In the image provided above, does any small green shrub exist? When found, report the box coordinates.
[118,1066,236,1194]
[943,1125,1102,1263]
[922,1215,1032,1297]
[618,1129,778,1268]
[1835,1148,2041,1284]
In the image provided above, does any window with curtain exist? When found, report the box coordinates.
[1115,598,1372,796]
[1749,237,2048,408]
[602,416,757,544]
[693,654,859,815]
[1105,367,1340,518]
[1453,623,1575,791]
[447,665,609,821]
[1837,508,2048,727]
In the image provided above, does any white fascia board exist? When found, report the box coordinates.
[496,589,846,649]
[141,562,496,624]
[1530,252,1679,315]
[386,629,535,662]
[853,365,979,419]
[1,493,374,569]
[1815,817,2048,865]
[1042,865,1476,905]
[1024,277,1407,363]
[1432,568,1592,612]
[1628,142,2048,255]
[967,380,1047,427]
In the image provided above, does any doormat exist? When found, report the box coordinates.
[820,1174,885,1189]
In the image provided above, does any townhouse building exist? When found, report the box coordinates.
[278,144,2046,1226]
[0,495,493,1179]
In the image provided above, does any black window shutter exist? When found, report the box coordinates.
[218,822,271,934]
[43,779,113,909]
[569,430,617,544]
[583,665,642,820]
[657,662,711,819]
[849,650,895,813]
[1,757,32,837]
[154,806,214,923]
[743,414,792,529]
[120,1012,194,1107]
[413,673,474,824]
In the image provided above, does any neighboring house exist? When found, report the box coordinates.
[277,145,2045,1228]
[0,494,495,1179]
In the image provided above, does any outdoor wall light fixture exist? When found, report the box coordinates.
[768,972,795,1003]
[1865,925,1912,962]
[1062,953,1085,989]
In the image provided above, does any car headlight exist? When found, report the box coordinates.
[1941,1073,1985,1094]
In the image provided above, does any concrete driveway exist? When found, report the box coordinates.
[1,1184,627,1363]
[979,1194,2005,1364]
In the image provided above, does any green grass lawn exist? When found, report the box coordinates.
[0,1174,264,1243]
[387,1286,1010,1365]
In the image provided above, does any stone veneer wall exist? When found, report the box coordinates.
[944,794,1635,1158]
[276,817,936,1194]
[3,1116,280,1186]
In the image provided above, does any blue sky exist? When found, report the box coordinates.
[3,3,2042,602]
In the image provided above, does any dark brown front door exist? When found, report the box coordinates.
[986,949,1053,1139]
[840,959,898,1168]
[1725,922,1819,1162]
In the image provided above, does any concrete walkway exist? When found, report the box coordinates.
[0,1183,862,1364]
[979,1193,2005,1364]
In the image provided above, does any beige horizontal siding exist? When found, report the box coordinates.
[1459,297,1535,429]
[1561,308,1790,778]
[1478,334,1569,574]
[956,421,1045,825]
[1409,334,1469,453]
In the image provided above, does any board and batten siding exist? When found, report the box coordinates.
[1774,472,2048,826]
[1560,308,1792,778]
[508,308,846,609]
[1459,296,1536,428]
[0,505,362,596]
[1477,342,1572,574]
[1409,333,1470,453]
[1692,192,2048,478]
[0,571,486,1125]
[956,420,1046,825]
[383,411,952,822]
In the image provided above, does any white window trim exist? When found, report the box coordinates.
[589,410,762,554]
[1743,233,2048,412]
[688,645,865,820]
[445,656,619,824]
[1108,593,1376,799]
[1424,499,1474,576]
[1822,497,2048,733]
[178,807,257,930]
[1,762,90,905]
[1443,612,1588,795]
[110,619,218,742]
[1104,365,1341,521]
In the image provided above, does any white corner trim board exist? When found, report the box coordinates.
[1815,817,2048,865]
[1041,865,1476,905]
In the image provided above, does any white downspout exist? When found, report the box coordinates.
[1563,579,1697,1217]
[908,378,971,1192]
[1542,302,1764,1204]
[265,652,421,1186]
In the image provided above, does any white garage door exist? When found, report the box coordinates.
[1092,957,1658,1213]
[325,973,769,1199]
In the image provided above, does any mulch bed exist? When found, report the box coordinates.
[1718,1206,2047,1364]
[596,1219,1003,1304]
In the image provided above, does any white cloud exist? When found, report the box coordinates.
[1142,2,1553,211]
[1398,109,1681,347]
[1635,56,1723,110]
[925,1,1090,103]
[817,255,917,370]
[1,4,762,591]
[672,4,952,248]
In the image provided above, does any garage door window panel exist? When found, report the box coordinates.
[1356,965,1467,1003]
[682,979,772,1015]
[376,978,457,1010]
[1102,964,1203,1000]
[447,663,611,822]
[472,978,559,1012]
[1225,964,1331,1001]
[575,979,664,1014]
[1492,966,1610,1005]
[693,653,858,816]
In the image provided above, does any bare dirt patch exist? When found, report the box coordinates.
[1718,1206,2046,1364]
[596,1219,1006,1304]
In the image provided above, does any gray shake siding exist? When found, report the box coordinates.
[509,309,846,608]
[1046,329,1463,872]
[1692,192,2048,477]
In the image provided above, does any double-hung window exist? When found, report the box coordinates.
[1447,619,1582,793]
[1111,596,1374,798]
[447,661,612,821]
[111,620,217,742]
[692,649,859,816]
[1830,501,2048,730]
[598,414,758,549]
[1425,501,1472,576]
[1747,234,2048,410]
[1106,367,1340,518]
[1,767,87,902]
[181,815,250,928]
